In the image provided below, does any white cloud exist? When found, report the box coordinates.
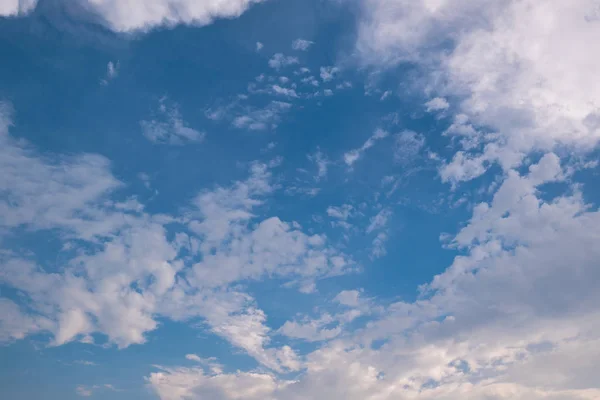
[82,0,265,32]
[0,0,37,16]
[146,154,600,399]
[75,385,92,397]
[365,208,392,258]
[425,97,449,112]
[394,130,425,164]
[75,384,119,397]
[186,354,222,373]
[301,75,319,87]
[256,42,263,51]
[357,0,600,183]
[0,299,50,343]
[185,354,202,362]
[232,101,292,130]
[370,232,388,258]
[208,97,292,131]
[278,313,342,342]
[268,53,299,71]
[270,85,298,98]
[292,39,314,51]
[148,367,282,400]
[141,98,205,144]
[333,290,361,307]
[320,66,339,82]
[343,128,389,167]
[100,61,119,85]
[307,149,329,181]
[0,104,352,364]
[0,103,124,238]
[74,360,97,366]
[326,204,354,221]
[1,0,263,31]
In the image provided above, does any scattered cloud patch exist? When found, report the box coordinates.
[232,101,292,130]
[268,53,299,71]
[327,204,354,221]
[307,149,329,181]
[292,39,314,51]
[141,98,205,144]
[320,66,339,82]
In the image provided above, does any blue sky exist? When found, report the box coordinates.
[1,1,600,399]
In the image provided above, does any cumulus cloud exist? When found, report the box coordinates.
[0,103,350,366]
[1,0,264,32]
[357,0,600,183]
[84,0,265,32]
[146,153,600,399]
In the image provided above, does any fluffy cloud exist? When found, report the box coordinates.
[1,0,264,31]
[148,366,282,400]
[89,0,264,32]
[319,66,339,82]
[357,0,600,183]
[0,103,350,366]
[424,97,449,112]
[147,154,600,399]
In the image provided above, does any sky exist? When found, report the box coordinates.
[1,0,600,399]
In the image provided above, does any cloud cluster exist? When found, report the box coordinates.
[358,0,600,183]
[0,104,350,370]
[146,153,600,399]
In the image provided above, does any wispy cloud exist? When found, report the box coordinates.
[292,39,314,51]
[268,53,299,71]
[141,98,205,144]
[343,128,389,167]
